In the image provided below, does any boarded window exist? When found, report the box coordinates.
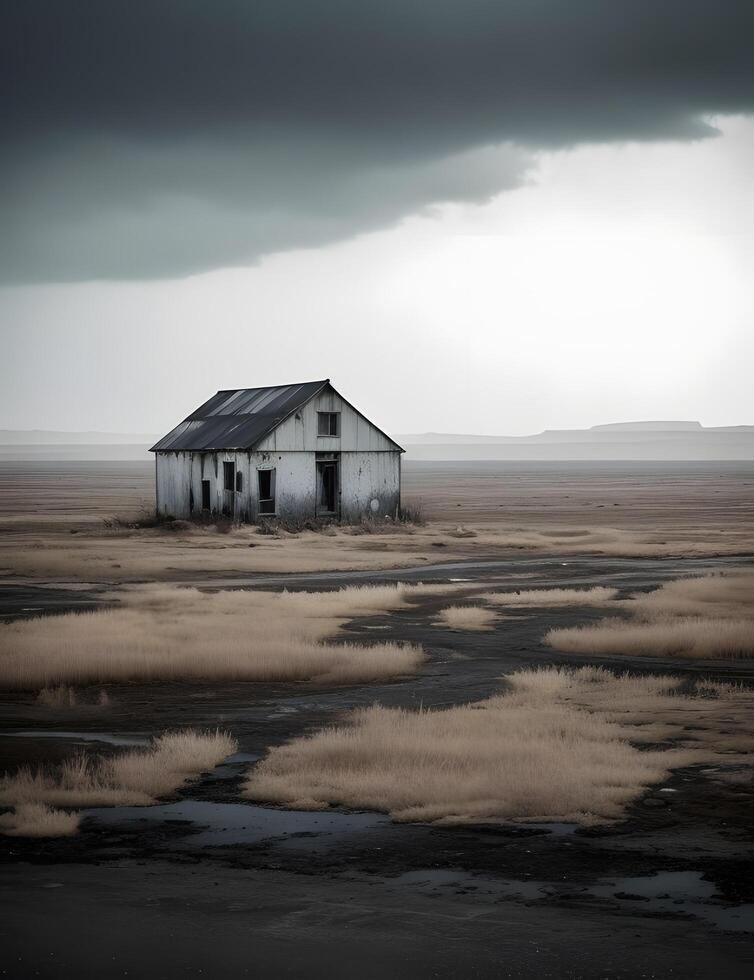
[258,468,276,514]
[201,480,211,511]
[317,412,340,437]
[223,461,236,491]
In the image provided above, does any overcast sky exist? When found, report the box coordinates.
[1,1,753,435]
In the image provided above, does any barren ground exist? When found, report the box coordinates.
[1,460,753,979]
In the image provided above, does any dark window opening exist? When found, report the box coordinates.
[223,461,236,492]
[258,468,276,514]
[201,480,211,511]
[235,471,243,493]
[317,412,340,437]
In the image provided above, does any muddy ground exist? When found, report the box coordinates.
[1,462,753,978]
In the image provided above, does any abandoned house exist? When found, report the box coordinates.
[150,380,404,522]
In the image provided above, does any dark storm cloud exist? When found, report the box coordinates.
[2,1,753,283]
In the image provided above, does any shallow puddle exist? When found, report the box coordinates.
[203,751,261,780]
[3,730,149,747]
[391,868,546,900]
[589,871,754,933]
[84,799,389,848]
[525,821,579,836]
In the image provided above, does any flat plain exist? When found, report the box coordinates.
[1,459,753,979]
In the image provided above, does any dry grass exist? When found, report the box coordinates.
[483,586,618,607]
[36,685,77,708]
[0,803,81,837]
[436,606,497,631]
[0,729,237,836]
[0,523,439,582]
[244,667,754,825]
[0,583,448,689]
[547,617,754,659]
[2,519,753,590]
[627,569,754,621]
[547,570,754,660]
[36,686,110,709]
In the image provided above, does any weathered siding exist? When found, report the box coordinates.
[255,389,396,453]
[340,452,400,521]
[155,449,400,522]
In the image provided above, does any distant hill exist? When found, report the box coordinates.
[0,430,158,445]
[0,430,157,461]
[394,423,754,461]
[1,424,752,462]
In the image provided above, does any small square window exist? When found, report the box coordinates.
[317,412,340,437]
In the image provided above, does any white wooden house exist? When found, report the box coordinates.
[150,380,403,522]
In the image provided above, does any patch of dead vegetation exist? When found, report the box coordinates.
[0,729,237,836]
[0,583,460,689]
[2,518,753,588]
[36,686,110,709]
[0,803,80,837]
[243,667,754,825]
[436,606,498,631]
[546,570,754,659]
[483,586,618,607]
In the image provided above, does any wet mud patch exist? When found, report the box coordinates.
[0,583,108,621]
[15,790,750,935]
[83,799,390,849]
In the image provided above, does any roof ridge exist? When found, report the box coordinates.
[214,378,330,395]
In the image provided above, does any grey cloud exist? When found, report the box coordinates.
[2,1,753,282]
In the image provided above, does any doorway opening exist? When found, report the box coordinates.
[257,468,276,515]
[201,479,211,511]
[316,454,340,516]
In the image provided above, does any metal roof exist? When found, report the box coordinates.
[150,380,330,452]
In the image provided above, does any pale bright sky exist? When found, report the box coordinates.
[1,116,752,436]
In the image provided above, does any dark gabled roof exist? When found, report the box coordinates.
[150,380,330,452]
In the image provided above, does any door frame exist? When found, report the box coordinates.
[315,452,341,518]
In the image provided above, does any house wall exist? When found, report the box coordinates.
[254,388,397,453]
[155,449,400,522]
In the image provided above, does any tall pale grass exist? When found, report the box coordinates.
[244,667,753,825]
[0,803,80,837]
[547,570,754,659]
[0,729,237,836]
[627,570,754,621]
[436,606,497,631]
[0,584,430,689]
[547,617,754,659]
[36,686,110,708]
[483,587,618,607]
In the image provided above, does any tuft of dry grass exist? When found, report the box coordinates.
[483,586,618,607]
[36,686,110,709]
[436,606,497,631]
[0,729,237,836]
[243,667,754,826]
[0,803,80,837]
[0,584,441,690]
[36,685,77,708]
[627,569,754,621]
[546,617,754,659]
[546,570,754,660]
